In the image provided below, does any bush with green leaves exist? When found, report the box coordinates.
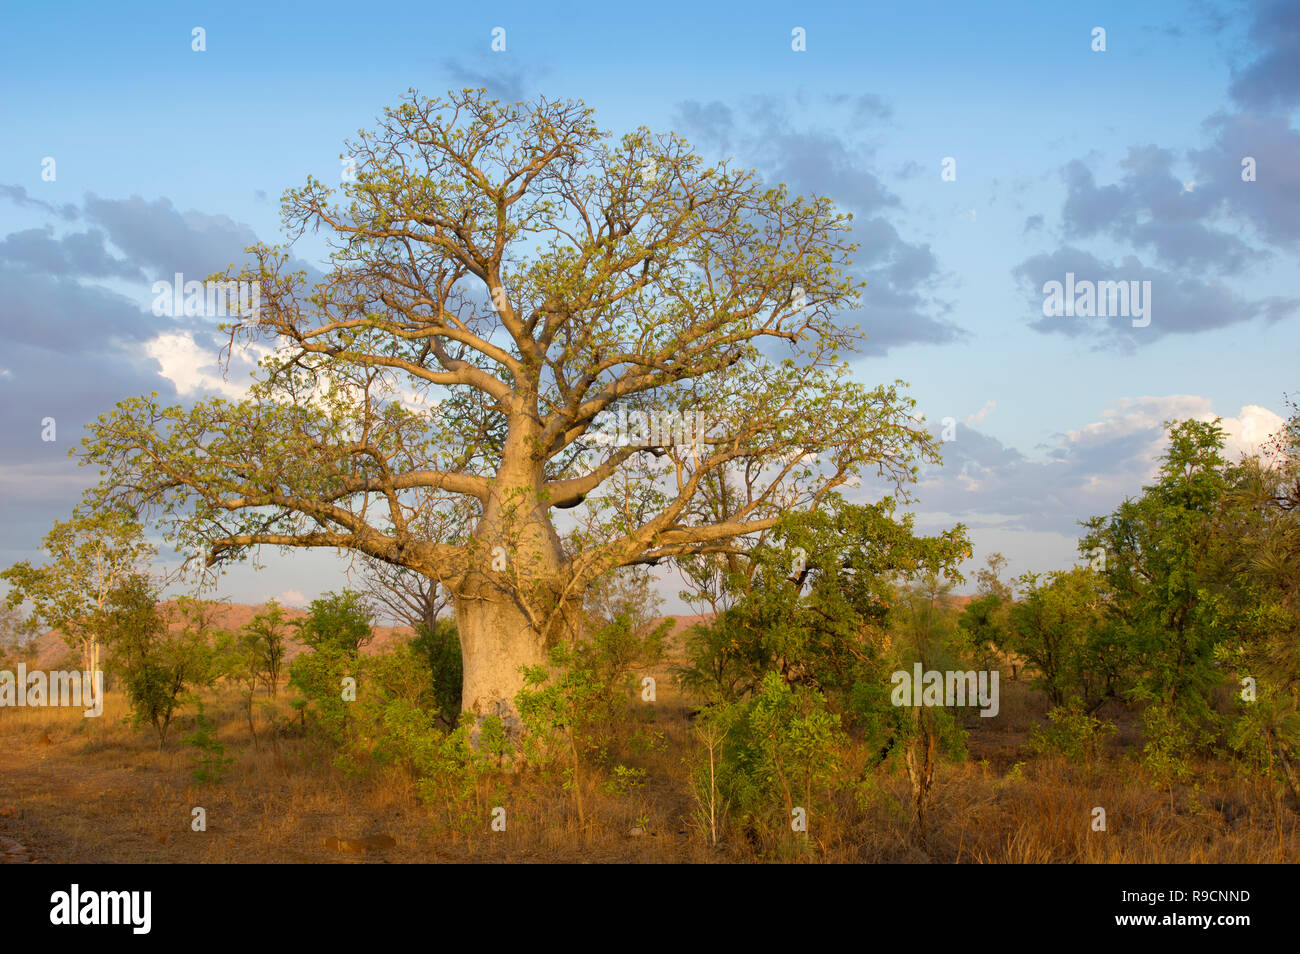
[106,575,213,749]
[1006,567,1130,713]
[516,642,607,827]
[676,499,970,712]
[411,618,463,726]
[380,706,506,836]
[514,609,668,822]
[184,701,234,784]
[294,589,375,658]
[873,573,973,837]
[241,601,289,697]
[1028,706,1117,765]
[288,644,356,754]
[696,671,847,850]
[1082,419,1239,778]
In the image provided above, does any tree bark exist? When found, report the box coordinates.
[454,593,549,736]
[451,442,580,737]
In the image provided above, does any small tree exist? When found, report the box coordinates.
[242,600,289,697]
[703,672,847,853]
[1082,418,1238,777]
[214,628,264,747]
[1214,399,1300,815]
[0,604,38,666]
[107,575,211,749]
[295,590,375,659]
[1006,567,1128,712]
[517,643,606,828]
[959,552,1013,675]
[887,571,971,841]
[2,509,154,712]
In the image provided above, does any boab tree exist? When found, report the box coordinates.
[79,89,941,728]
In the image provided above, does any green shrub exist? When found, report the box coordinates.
[1029,705,1116,765]
[411,619,463,724]
[183,701,234,784]
[702,671,847,849]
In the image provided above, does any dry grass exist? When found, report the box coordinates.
[1,676,1295,863]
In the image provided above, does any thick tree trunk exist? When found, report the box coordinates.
[452,437,581,741]
[454,594,549,735]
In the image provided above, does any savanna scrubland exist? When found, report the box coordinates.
[2,92,1297,865]
[2,410,1298,864]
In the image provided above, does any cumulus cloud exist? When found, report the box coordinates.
[912,396,1286,537]
[1015,1,1300,348]
[1013,246,1297,345]
[674,95,963,356]
[146,332,268,401]
[275,589,308,608]
[1228,0,1300,110]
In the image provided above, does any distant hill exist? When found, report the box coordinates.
[28,601,417,671]
[27,604,718,670]
[27,599,973,671]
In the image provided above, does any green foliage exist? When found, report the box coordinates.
[1028,705,1117,765]
[1082,419,1236,765]
[698,672,847,848]
[602,764,647,796]
[106,575,213,749]
[516,643,606,824]
[1211,399,1300,800]
[184,701,234,784]
[0,603,40,667]
[401,712,504,835]
[1,508,153,673]
[677,498,971,709]
[411,618,463,724]
[1139,701,1207,790]
[1007,567,1129,712]
[295,590,375,659]
[287,627,469,779]
[241,601,289,696]
[958,552,1013,671]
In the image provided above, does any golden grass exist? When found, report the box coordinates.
[0,677,1295,864]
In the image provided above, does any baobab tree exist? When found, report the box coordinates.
[78,89,941,729]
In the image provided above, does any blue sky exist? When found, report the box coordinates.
[1,0,1297,613]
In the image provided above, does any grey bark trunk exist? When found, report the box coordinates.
[454,593,549,736]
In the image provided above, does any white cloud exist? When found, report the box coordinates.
[964,400,996,426]
[1063,394,1212,446]
[1220,404,1285,459]
[275,589,307,607]
[915,394,1287,536]
[145,331,267,400]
